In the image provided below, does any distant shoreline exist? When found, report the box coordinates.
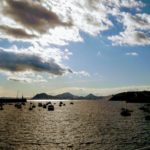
[31,92,105,100]
[0,98,27,103]
[1,91,150,103]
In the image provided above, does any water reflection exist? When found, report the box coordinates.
[0,100,150,150]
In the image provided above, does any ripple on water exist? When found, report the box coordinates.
[0,101,150,150]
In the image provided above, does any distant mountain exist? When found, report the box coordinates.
[32,92,104,100]
[32,93,53,99]
[85,93,103,100]
[55,92,79,99]
[110,91,150,103]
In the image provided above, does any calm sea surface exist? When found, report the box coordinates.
[0,100,150,150]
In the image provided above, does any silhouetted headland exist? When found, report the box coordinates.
[32,92,104,100]
[110,91,150,103]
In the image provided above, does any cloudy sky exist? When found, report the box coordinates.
[0,0,150,97]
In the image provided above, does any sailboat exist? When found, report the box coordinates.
[120,109,131,116]
[120,102,131,117]
[0,91,27,103]
[29,102,33,111]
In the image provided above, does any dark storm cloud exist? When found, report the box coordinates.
[0,25,35,39]
[0,49,69,75]
[3,0,72,34]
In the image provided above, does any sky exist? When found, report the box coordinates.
[0,0,150,97]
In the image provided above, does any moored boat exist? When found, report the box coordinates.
[48,105,54,111]
[38,103,43,107]
[70,102,74,105]
[120,109,131,116]
[43,104,47,108]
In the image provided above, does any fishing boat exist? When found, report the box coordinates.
[120,109,131,116]
[38,103,43,107]
[29,104,33,110]
[15,103,22,109]
[43,104,46,108]
[70,102,74,105]
[29,103,33,111]
[32,104,36,108]
[29,106,33,111]
[48,105,54,111]
[59,101,63,107]
[120,102,132,116]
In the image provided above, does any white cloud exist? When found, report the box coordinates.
[7,71,47,83]
[108,30,150,46]
[122,13,150,31]
[108,12,150,46]
[0,0,145,46]
[125,52,139,56]
[0,47,71,74]
[0,45,91,82]
[0,0,149,83]
[0,0,148,47]
[0,45,73,82]
[73,70,90,77]
[0,0,111,45]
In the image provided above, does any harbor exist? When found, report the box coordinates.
[0,100,150,150]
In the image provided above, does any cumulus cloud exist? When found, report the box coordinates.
[73,70,90,77]
[0,0,149,83]
[115,0,144,8]
[3,0,72,33]
[125,52,139,56]
[0,0,75,45]
[0,69,47,83]
[0,48,71,75]
[0,25,35,39]
[121,13,150,31]
[0,0,147,47]
[108,30,150,46]
[8,72,47,83]
[0,0,143,45]
[108,12,150,46]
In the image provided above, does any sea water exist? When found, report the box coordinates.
[0,100,150,150]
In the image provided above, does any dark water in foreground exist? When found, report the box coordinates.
[0,100,150,150]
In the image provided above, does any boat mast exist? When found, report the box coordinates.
[17,90,19,99]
